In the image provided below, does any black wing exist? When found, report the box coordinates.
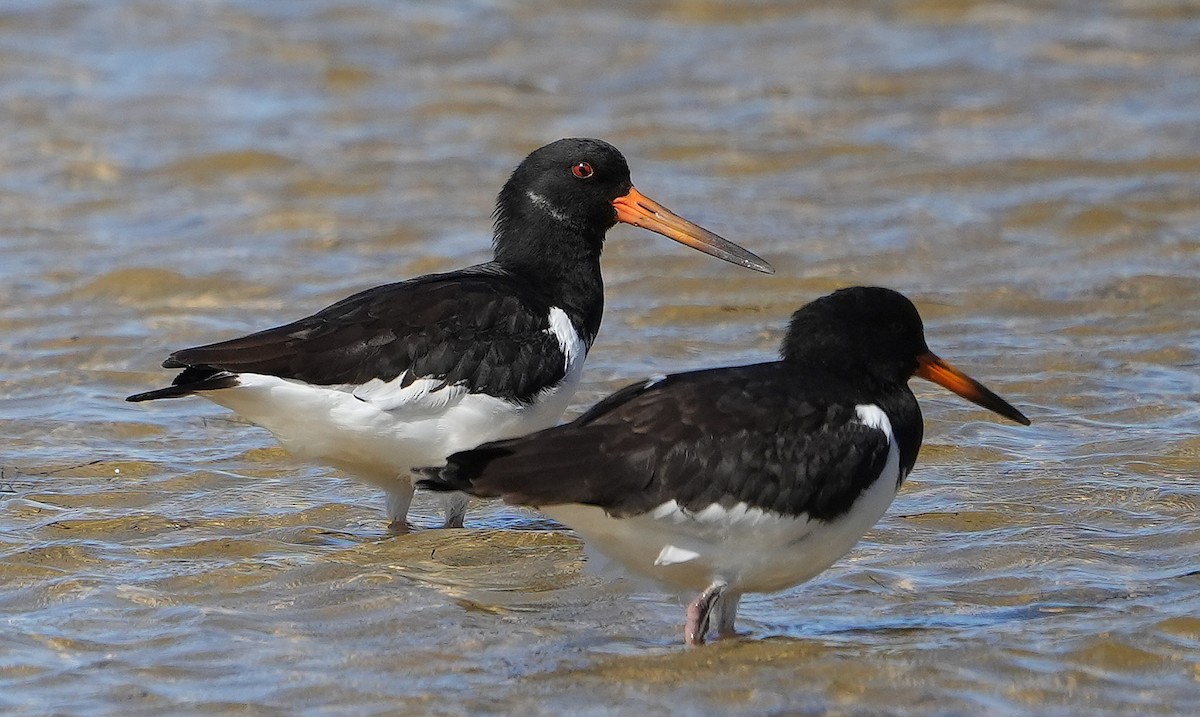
[421,362,897,522]
[128,264,578,404]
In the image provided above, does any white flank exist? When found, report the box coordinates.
[651,500,681,519]
[544,403,904,596]
[196,307,589,522]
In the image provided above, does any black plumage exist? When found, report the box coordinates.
[128,138,771,408]
[126,137,773,531]
[427,362,918,521]
[128,268,580,405]
[420,287,1030,644]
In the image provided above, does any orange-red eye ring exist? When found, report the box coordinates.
[572,162,593,179]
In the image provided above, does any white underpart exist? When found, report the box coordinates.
[198,307,588,522]
[655,545,700,566]
[526,190,572,225]
[544,402,902,597]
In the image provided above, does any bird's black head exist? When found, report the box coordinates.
[783,287,928,382]
[492,138,774,276]
[783,287,1030,425]
[495,138,633,244]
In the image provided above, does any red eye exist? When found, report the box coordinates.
[571,162,593,179]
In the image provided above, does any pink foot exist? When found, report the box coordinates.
[684,583,725,646]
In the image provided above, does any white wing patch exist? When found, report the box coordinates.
[347,374,468,413]
[651,500,682,519]
[696,502,773,525]
[655,545,700,566]
[647,500,775,527]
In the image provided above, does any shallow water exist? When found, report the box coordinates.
[2,1,1199,714]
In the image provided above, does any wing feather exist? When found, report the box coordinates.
[424,363,897,522]
[138,264,579,405]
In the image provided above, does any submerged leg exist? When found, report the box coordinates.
[713,592,742,640]
[685,580,728,647]
[385,481,416,534]
[440,491,470,529]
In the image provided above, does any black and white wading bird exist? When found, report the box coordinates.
[419,287,1030,645]
[127,138,774,532]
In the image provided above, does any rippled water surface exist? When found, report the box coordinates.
[2,1,1200,714]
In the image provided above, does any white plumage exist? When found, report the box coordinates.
[543,403,901,597]
[197,307,588,527]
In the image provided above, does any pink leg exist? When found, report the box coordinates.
[440,492,470,529]
[684,581,728,647]
[385,482,416,534]
[714,592,742,640]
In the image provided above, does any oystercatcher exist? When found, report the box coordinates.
[418,286,1030,644]
[127,138,774,532]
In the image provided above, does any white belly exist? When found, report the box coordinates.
[204,369,582,490]
[543,411,902,595]
[198,305,589,496]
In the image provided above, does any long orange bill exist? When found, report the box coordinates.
[612,187,774,274]
[915,353,1030,426]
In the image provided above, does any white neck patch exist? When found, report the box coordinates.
[546,307,588,372]
[855,404,894,443]
[526,190,573,225]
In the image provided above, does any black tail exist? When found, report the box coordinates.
[126,367,238,402]
[416,445,514,497]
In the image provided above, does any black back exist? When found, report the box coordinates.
[421,362,923,521]
[128,139,649,404]
[416,287,984,520]
[142,265,584,404]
